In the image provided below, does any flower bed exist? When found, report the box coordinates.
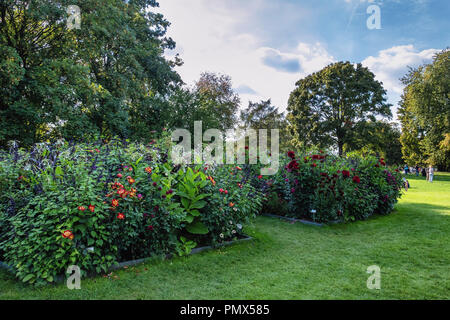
[0,138,262,285]
[0,138,403,285]
[259,150,403,223]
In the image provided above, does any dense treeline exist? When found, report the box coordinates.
[1,1,448,168]
[0,0,181,146]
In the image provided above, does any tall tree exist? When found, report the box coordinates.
[240,99,285,129]
[287,61,392,156]
[0,0,181,146]
[195,72,240,132]
[240,99,292,151]
[398,49,450,170]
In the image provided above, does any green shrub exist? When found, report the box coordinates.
[260,150,403,223]
[0,138,262,284]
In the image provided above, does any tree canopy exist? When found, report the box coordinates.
[287,61,392,156]
[398,49,449,170]
[0,0,181,146]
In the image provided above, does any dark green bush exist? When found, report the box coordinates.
[260,150,403,223]
[0,138,262,285]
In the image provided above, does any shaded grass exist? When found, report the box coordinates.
[0,173,449,299]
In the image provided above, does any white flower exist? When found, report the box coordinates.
[232,230,236,234]
[220,233,224,238]
[311,209,317,214]
[229,220,233,225]
[237,224,242,230]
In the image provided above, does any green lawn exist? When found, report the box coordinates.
[1,173,449,300]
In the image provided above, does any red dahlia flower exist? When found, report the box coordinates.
[112,199,119,207]
[287,151,295,159]
[88,205,95,213]
[352,176,361,184]
[117,213,125,220]
[288,160,299,170]
[62,230,74,240]
[342,170,350,178]
[78,206,86,212]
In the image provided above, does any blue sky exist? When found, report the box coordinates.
[157,0,449,120]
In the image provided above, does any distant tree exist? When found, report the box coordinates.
[240,99,284,129]
[195,72,241,132]
[350,121,403,165]
[398,49,450,170]
[240,99,292,151]
[287,62,392,156]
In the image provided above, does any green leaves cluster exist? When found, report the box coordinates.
[0,137,262,284]
[0,0,181,147]
[287,61,392,156]
[398,49,450,170]
[177,167,209,235]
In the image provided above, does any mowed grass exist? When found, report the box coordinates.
[1,173,449,299]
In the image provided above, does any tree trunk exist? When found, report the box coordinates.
[338,140,343,157]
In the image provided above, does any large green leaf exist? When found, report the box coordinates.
[190,209,201,217]
[186,221,209,235]
[22,274,34,282]
[181,197,190,209]
[190,200,206,210]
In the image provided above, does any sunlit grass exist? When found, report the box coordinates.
[1,173,449,299]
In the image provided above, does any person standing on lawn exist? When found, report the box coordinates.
[415,165,420,176]
[422,167,427,177]
[404,164,409,175]
[429,165,434,183]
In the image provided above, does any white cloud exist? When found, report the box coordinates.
[155,2,439,121]
[362,45,438,95]
[362,45,439,120]
[155,0,334,112]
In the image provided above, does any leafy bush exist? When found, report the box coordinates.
[0,138,262,285]
[260,150,403,223]
[0,138,403,285]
